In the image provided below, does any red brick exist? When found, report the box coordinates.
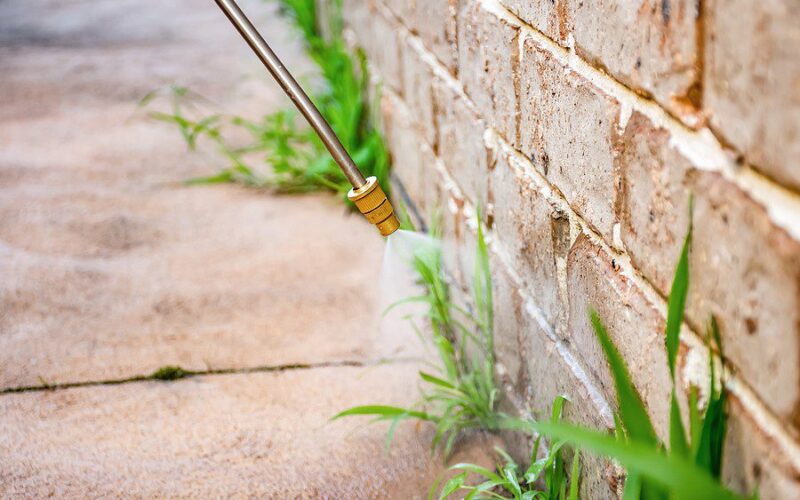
[518,35,622,242]
[704,0,800,190]
[457,0,520,146]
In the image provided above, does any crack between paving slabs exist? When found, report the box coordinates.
[0,356,423,395]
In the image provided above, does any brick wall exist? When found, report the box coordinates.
[336,0,800,497]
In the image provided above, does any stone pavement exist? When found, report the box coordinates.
[0,0,493,496]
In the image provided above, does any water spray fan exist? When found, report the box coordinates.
[214,0,400,236]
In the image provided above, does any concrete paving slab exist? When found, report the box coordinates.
[0,364,498,498]
[0,0,422,389]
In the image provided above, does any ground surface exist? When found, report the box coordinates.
[0,0,493,496]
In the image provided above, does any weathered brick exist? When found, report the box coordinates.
[347,1,403,92]
[441,194,478,296]
[432,76,489,212]
[490,146,561,325]
[381,92,425,208]
[688,170,800,427]
[678,348,800,500]
[617,111,693,295]
[492,252,529,395]
[518,34,621,242]
[617,110,800,427]
[492,257,620,499]
[567,233,673,442]
[400,35,437,148]
[342,0,370,38]
[498,0,568,46]
[705,0,800,190]
[413,0,458,74]
[720,396,800,499]
[381,0,414,22]
[457,0,520,146]
[569,0,700,125]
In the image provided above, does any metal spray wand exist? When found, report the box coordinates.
[213,0,400,236]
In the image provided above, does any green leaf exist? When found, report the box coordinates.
[503,465,523,498]
[533,421,740,500]
[438,472,467,500]
[568,452,580,500]
[419,371,457,390]
[449,463,503,483]
[622,473,641,500]
[689,386,702,457]
[590,310,658,445]
[669,389,689,457]
[184,171,234,185]
[552,394,567,423]
[665,202,692,378]
[331,405,433,421]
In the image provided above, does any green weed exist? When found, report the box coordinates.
[534,214,744,499]
[151,365,189,381]
[145,0,390,202]
[334,217,507,456]
[435,396,581,500]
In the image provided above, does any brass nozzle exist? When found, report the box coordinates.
[348,176,400,236]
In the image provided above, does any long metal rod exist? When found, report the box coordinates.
[213,0,367,188]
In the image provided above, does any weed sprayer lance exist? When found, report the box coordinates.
[213,0,400,236]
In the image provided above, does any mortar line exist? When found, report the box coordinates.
[360,4,800,471]
[0,357,423,396]
[381,82,800,471]
[373,0,800,241]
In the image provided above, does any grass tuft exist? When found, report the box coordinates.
[434,396,581,500]
[144,0,390,203]
[334,214,505,457]
[534,214,744,499]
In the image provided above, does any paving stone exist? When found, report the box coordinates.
[0,365,497,498]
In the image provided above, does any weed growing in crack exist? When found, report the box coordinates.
[334,216,510,457]
[143,0,389,202]
[151,365,189,381]
[435,396,581,500]
[534,212,746,499]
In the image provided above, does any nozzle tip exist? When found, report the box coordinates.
[347,177,400,237]
[376,213,401,236]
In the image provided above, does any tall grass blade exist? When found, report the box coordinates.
[589,310,658,446]
[533,422,740,500]
[665,201,693,378]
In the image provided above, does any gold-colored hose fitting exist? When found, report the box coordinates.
[348,176,400,236]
